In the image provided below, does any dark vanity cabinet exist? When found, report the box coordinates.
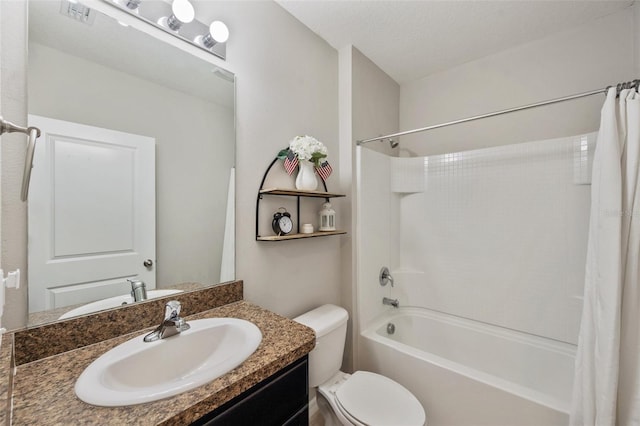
[191,355,309,426]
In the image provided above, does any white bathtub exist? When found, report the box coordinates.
[359,307,575,426]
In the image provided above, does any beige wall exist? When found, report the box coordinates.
[341,46,400,371]
[201,1,341,319]
[0,0,341,329]
[352,48,400,155]
[636,2,640,76]
[338,45,354,372]
[399,8,636,157]
[0,1,29,330]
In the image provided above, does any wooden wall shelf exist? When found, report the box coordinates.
[256,155,347,241]
[259,188,346,198]
[257,230,347,241]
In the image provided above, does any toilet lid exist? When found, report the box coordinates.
[335,371,426,426]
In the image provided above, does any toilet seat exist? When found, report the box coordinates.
[333,371,426,426]
[335,399,366,426]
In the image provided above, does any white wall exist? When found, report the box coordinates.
[0,0,342,329]
[400,8,636,156]
[28,42,234,290]
[356,147,399,327]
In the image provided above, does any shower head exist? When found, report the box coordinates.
[388,138,399,149]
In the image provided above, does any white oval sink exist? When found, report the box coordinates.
[75,317,262,406]
[59,289,184,319]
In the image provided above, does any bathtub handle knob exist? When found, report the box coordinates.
[379,266,395,287]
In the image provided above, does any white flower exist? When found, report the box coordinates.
[289,135,328,165]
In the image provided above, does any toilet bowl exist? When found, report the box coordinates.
[317,370,426,426]
[294,304,426,426]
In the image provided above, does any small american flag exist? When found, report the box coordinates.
[284,150,298,175]
[315,160,333,181]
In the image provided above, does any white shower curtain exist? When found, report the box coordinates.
[571,87,640,425]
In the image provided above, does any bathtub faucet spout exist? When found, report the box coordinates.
[383,297,399,308]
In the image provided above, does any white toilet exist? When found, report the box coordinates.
[294,304,426,426]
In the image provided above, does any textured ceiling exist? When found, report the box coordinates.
[277,0,633,84]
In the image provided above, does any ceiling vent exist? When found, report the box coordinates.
[59,0,96,25]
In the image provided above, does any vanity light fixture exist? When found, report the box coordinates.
[160,0,195,32]
[105,0,228,60]
[60,0,96,25]
[195,20,229,49]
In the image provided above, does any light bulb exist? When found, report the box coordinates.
[209,21,229,43]
[197,20,229,49]
[164,0,194,31]
[172,0,194,23]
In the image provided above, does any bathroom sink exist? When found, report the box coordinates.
[75,317,262,406]
[59,289,184,319]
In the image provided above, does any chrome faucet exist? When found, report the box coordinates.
[383,297,399,308]
[144,300,190,342]
[128,279,147,302]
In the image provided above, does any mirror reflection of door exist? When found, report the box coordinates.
[28,115,156,313]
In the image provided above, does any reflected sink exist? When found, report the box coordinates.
[59,289,184,319]
[75,317,262,406]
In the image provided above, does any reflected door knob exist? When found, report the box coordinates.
[143,259,153,268]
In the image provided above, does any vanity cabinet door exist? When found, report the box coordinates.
[192,355,309,426]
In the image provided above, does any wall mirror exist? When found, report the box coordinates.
[25,0,235,327]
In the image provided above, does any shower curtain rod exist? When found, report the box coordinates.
[357,78,640,145]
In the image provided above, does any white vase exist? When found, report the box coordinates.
[295,160,318,191]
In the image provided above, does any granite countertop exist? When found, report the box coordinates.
[10,301,315,425]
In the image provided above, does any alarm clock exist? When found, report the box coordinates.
[272,207,293,236]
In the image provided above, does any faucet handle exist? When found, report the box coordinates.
[144,300,188,343]
[164,300,182,320]
[379,267,395,287]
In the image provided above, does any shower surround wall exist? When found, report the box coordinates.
[401,134,593,344]
[359,132,593,344]
[355,147,400,327]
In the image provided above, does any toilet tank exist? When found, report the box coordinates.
[294,304,348,387]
